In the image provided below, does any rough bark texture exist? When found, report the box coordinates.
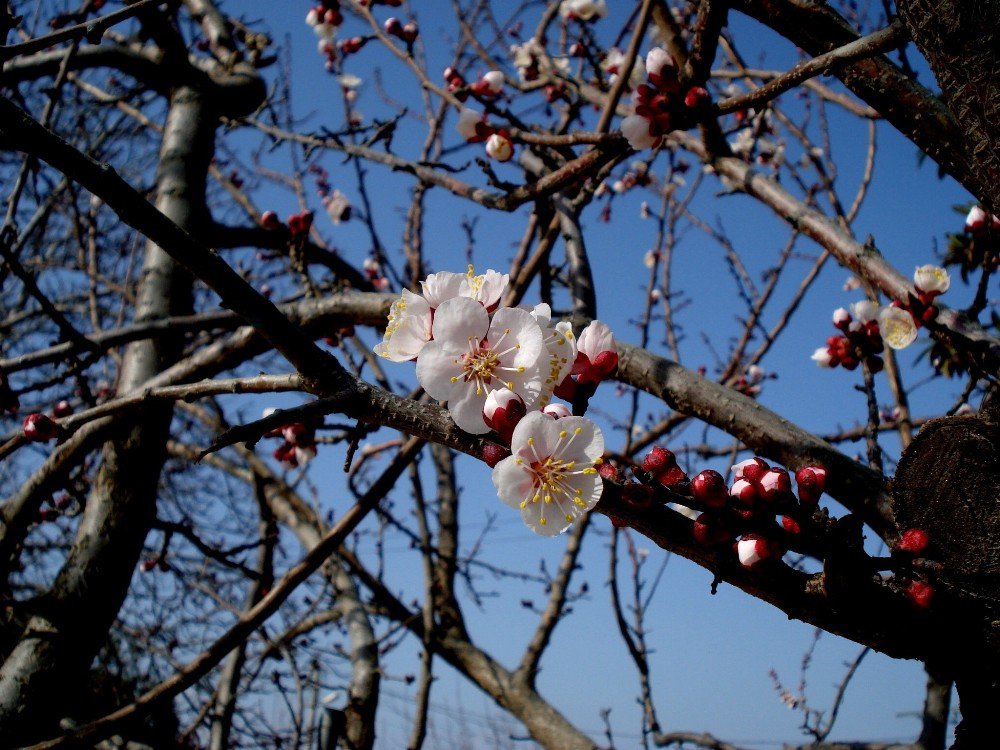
[896,0,1000,216]
[0,87,214,742]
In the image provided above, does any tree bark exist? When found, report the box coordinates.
[895,0,1000,215]
[0,85,215,742]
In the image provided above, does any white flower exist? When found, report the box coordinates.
[456,107,485,141]
[416,298,544,433]
[482,70,505,94]
[323,190,351,224]
[913,264,950,295]
[485,133,514,162]
[492,411,604,536]
[811,347,833,367]
[461,267,509,309]
[877,306,918,350]
[645,47,673,79]
[621,114,657,150]
[559,0,608,21]
[850,300,879,325]
[374,290,432,362]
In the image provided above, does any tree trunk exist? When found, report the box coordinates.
[896,0,1000,215]
[0,86,215,742]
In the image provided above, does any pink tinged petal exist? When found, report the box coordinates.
[421,271,466,308]
[492,456,535,508]
[509,411,558,456]
[489,306,544,370]
[551,416,604,464]
[385,315,431,361]
[577,320,615,360]
[432,296,489,345]
[645,47,673,78]
[621,115,658,150]
[415,341,463,401]
[448,383,491,434]
[456,107,484,141]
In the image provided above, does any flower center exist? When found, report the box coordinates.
[461,345,500,394]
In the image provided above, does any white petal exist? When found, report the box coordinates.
[492,456,535,508]
[415,341,463,401]
[621,115,658,150]
[913,264,950,294]
[577,320,615,360]
[551,415,604,464]
[432,296,489,346]
[421,271,466,308]
[489,306,544,370]
[448,384,491,434]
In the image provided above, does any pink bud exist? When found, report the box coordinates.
[832,307,851,330]
[690,469,727,508]
[483,388,526,443]
[481,443,509,467]
[795,466,827,504]
[733,457,768,483]
[52,400,73,418]
[736,534,775,568]
[23,413,58,442]
[896,528,930,554]
[401,21,419,43]
[643,446,688,487]
[781,516,801,534]
[759,468,791,502]
[965,205,988,233]
[597,462,622,482]
[485,132,514,162]
[542,403,572,419]
[384,17,403,36]
[684,86,710,109]
[729,478,760,506]
[260,210,281,230]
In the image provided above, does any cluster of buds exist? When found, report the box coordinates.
[455,108,515,163]
[733,364,769,397]
[620,48,710,150]
[383,17,418,45]
[0,371,18,414]
[890,527,938,609]
[690,458,828,569]
[446,68,505,101]
[306,2,344,42]
[811,301,886,372]
[812,266,950,370]
[287,210,314,241]
[264,409,319,469]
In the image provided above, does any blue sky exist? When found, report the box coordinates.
[220,1,981,746]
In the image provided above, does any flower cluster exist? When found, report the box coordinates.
[455,108,515,163]
[306,1,344,64]
[620,48,710,150]
[375,267,618,536]
[811,265,950,371]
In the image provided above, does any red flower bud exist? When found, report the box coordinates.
[759,468,792,502]
[481,443,509,468]
[795,466,827,504]
[384,17,403,37]
[905,580,934,609]
[896,528,930,555]
[684,86,710,109]
[733,457,768,483]
[22,413,58,442]
[52,400,73,418]
[597,462,623,482]
[693,513,731,545]
[690,469,727,508]
[260,210,281,230]
[781,516,801,534]
[642,446,688,487]
[729,478,760,506]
